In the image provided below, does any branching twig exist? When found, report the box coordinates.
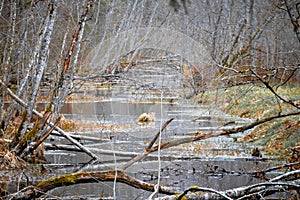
[250,69,300,109]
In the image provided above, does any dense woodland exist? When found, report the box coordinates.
[0,0,300,199]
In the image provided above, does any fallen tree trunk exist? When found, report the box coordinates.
[6,169,181,200]
[5,168,300,200]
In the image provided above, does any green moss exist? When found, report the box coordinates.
[37,173,78,188]
[174,193,188,200]
[18,124,39,145]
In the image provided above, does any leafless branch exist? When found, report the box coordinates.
[250,69,300,110]
[0,80,100,160]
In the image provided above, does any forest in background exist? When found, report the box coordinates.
[0,0,300,199]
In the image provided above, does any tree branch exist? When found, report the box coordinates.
[122,118,174,170]
[250,69,300,109]
[0,80,100,160]
[6,169,180,200]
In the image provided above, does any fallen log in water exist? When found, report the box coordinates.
[4,168,300,200]
[4,169,180,200]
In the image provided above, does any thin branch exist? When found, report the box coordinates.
[122,118,174,170]
[146,118,174,150]
[250,69,300,109]
[177,186,233,200]
[270,169,300,182]
[275,68,298,90]
[284,0,300,43]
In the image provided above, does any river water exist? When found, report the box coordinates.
[37,64,282,199]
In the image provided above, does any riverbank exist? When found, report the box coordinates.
[193,84,300,158]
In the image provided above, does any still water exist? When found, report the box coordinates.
[1,64,278,199]
[42,86,279,199]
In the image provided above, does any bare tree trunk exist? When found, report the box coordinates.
[51,0,94,121]
[1,1,17,137]
[4,5,31,132]
[12,0,58,155]
[0,84,4,137]
[4,1,16,84]
[284,0,300,43]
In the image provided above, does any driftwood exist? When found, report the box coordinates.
[2,68,299,199]
[51,130,111,142]
[2,111,300,199]
[47,111,300,169]
[141,111,300,156]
